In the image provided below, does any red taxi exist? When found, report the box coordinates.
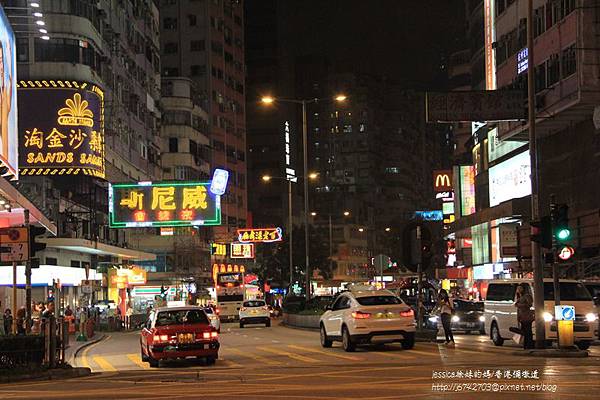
[140,306,219,367]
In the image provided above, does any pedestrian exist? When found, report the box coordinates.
[514,283,535,349]
[3,308,12,335]
[16,306,26,335]
[125,304,133,330]
[41,302,55,334]
[438,289,455,346]
[64,305,73,317]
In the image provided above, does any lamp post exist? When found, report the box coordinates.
[262,174,318,295]
[261,94,347,299]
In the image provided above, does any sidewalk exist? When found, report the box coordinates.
[65,332,106,366]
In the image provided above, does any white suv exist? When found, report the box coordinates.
[239,300,271,328]
[319,289,416,352]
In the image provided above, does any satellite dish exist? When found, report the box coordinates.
[593,106,600,130]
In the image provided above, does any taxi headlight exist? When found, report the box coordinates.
[479,316,485,322]
[428,316,438,322]
[451,315,460,323]
[585,313,598,323]
[543,312,554,322]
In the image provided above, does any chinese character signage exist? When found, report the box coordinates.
[459,165,476,216]
[425,90,524,122]
[109,181,221,228]
[237,228,283,243]
[211,243,227,256]
[0,8,18,179]
[433,170,453,192]
[231,243,255,259]
[17,80,105,178]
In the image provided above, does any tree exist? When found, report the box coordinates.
[255,225,336,287]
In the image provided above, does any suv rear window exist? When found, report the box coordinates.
[156,309,209,326]
[356,296,402,306]
[544,282,592,301]
[486,283,518,301]
[243,300,266,307]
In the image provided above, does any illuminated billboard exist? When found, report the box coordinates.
[459,166,476,216]
[0,8,18,179]
[17,80,105,178]
[231,243,255,259]
[433,170,452,192]
[237,228,283,243]
[109,181,221,228]
[489,150,531,207]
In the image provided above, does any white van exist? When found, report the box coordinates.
[484,279,599,349]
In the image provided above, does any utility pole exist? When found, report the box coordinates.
[12,260,17,334]
[288,179,293,294]
[550,197,562,346]
[527,0,546,349]
[416,226,423,331]
[302,100,311,299]
[24,210,31,333]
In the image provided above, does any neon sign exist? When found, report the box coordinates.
[109,181,221,228]
[17,80,105,178]
[237,228,283,243]
[433,170,453,192]
[231,243,255,259]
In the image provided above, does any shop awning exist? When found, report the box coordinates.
[0,177,57,235]
[449,196,531,234]
[40,237,157,261]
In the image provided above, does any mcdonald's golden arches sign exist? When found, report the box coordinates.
[433,170,453,192]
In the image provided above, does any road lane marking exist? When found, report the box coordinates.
[127,353,150,370]
[287,344,364,361]
[227,347,283,366]
[372,350,417,360]
[258,346,320,363]
[77,334,111,369]
[92,355,117,372]
[219,358,243,368]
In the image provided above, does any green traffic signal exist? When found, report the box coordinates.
[556,228,571,241]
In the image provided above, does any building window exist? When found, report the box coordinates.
[164,42,178,54]
[190,40,205,51]
[71,260,81,268]
[162,67,179,76]
[188,14,197,26]
[561,44,576,78]
[16,37,28,62]
[169,137,178,153]
[385,167,401,174]
[191,65,206,76]
[163,17,177,30]
[546,54,560,86]
[46,257,57,265]
[213,140,225,152]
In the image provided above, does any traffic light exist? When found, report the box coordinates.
[29,226,47,258]
[531,216,553,249]
[553,204,571,243]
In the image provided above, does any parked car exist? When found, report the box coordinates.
[319,288,416,352]
[204,306,221,333]
[140,306,219,367]
[427,299,485,334]
[484,279,598,350]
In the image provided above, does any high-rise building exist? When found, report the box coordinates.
[2,0,160,309]
[159,0,247,241]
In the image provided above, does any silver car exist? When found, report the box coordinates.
[204,306,221,333]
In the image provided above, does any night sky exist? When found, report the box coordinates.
[276,0,466,87]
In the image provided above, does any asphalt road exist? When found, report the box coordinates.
[1,321,600,399]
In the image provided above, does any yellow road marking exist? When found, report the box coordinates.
[287,344,364,361]
[77,334,110,369]
[219,358,243,368]
[227,347,283,366]
[372,350,416,359]
[92,355,117,372]
[258,346,320,363]
[406,348,441,358]
[127,353,150,370]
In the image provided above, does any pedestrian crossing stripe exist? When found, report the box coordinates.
[126,353,150,370]
[287,345,364,361]
[257,346,320,363]
[92,356,117,372]
[226,347,283,366]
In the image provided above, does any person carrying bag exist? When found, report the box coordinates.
[514,284,535,349]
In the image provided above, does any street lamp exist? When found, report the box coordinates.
[261,93,347,299]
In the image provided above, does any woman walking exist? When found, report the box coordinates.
[514,283,535,349]
[438,289,455,346]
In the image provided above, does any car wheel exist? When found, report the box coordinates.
[266,319,271,327]
[576,341,591,350]
[401,333,415,350]
[491,322,504,346]
[148,355,159,368]
[206,356,217,365]
[320,324,333,348]
[341,326,355,352]
[140,345,148,362]
[239,322,244,328]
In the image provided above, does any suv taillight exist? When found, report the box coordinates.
[400,309,414,318]
[351,311,371,319]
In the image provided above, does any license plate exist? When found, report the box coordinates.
[466,323,475,328]
[375,313,395,319]
[178,333,194,343]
